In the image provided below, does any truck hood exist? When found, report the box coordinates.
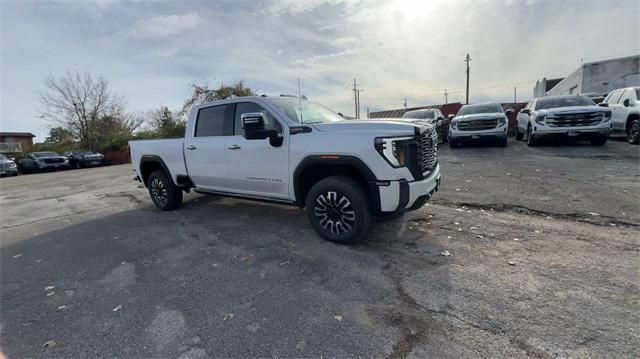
[454,112,505,121]
[536,106,604,115]
[311,119,427,136]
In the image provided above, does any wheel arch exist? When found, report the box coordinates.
[626,113,640,130]
[293,155,378,209]
[139,155,173,187]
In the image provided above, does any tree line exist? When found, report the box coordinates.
[37,71,255,153]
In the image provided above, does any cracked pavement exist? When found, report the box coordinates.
[1,138,639,358]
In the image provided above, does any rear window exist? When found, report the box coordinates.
[195,105,226,137]
[402,110,435,119]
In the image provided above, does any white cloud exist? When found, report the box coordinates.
[127,13,204,39]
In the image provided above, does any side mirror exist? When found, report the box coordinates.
[338,112,345,118]
[521,109,530,115]
[241,112,282,147]
[623,99,631,107]
[10,157,15,161]
[505,109,514,115]
[598,103,609,107]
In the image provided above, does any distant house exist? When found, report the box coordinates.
[0,132,36,155]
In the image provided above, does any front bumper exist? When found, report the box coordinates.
[377,164,441,213]
[533,125,611,138]
[40,162,70,169]
[81,159,104,166]
[0,167,18,175]
[449,126,508,141]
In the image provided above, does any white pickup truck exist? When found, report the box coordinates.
[129,96,441,243]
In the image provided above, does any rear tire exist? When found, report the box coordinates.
[515,127,524,141]
[305,175,371,244]
[148,170,183,211]
[627,118,639,145]
[448,139,458,148]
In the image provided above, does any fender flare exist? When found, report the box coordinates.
[139,155,174,187]
[292,154,379,208]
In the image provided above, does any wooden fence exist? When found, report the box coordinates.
[103,146,131,165]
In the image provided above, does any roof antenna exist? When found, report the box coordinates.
[298,77,304,123]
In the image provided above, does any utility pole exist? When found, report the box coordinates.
[403,98,407,109]
[464,53,471,104]
[444,88,448,104]
[353,78,358,118]
[366,107,370,119]
[356,89,361,119]
[513,87,517,104]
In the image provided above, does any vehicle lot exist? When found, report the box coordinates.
[1,138,638,358]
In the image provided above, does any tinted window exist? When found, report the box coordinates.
[196,105,226,137]
[234,102,280,135]
[457,103,503,116]
[402,110,435,119]
[535,96,593,110]
[605,90,623,104]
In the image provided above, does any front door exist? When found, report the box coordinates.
[225,101,290,200]
[183,104,232,191]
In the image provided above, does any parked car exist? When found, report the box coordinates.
[18,151,70,173]
[0,154,18,176]
[599,87,639,144]
[129,96,441,243]
[401,108,450,143]
[64,150,105,169]
[448,102,509,147]
[516,95,612,146]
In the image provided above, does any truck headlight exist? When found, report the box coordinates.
[535,115,546,125]
[602,111,612,122]
[375,136,414,167]
[498,117,506,126]
[450,120,458,130]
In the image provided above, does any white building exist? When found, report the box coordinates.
[533,55,640,97]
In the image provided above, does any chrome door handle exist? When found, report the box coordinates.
[228,144,241,150]
[186,145,197,150]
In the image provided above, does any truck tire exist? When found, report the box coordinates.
[515,126,524,141]
[526,126,537,147]
[448,139,458,148]
[590,135,608,146]
[305,175,371,244]
[627,118,639,145]
[497,136,508,147]
[148,170,182,211]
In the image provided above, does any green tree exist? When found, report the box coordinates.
[44,127,76,150]
[141,106,186,139]
[181,80,255,115]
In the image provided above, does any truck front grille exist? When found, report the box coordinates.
[546,112,602,127]
[457,119,498,131]
[44,158,64,164]
[417,128,437,174]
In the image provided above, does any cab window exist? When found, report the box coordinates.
[233,102,281,135]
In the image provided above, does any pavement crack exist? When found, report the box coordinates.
[431,200,639,228]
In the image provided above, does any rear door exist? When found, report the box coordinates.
[225,101,290,200]
[605,90,625,132]
[183,104,233,190]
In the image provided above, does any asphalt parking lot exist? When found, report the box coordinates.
[1,138,639,358]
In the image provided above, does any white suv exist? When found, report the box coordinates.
[600,87,640,145]
[129,96,441,243]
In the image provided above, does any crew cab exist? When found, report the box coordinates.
[129,96,441,243]
[18,151,70,173]
[599,87,639,145]
[516,95,612,146]
[401,108,449,143]
[448,102,509,147]
[64,150,105,169]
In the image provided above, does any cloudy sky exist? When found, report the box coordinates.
[1,0,638,140]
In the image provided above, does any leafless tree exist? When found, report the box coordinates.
[38,71,142,150]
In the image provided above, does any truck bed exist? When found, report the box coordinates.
[129,138,188,184]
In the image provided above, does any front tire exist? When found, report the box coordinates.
[497,136,508,147]
[148,170,183,211]
[305,176,371,244]
[627,118,640,145]
[590,135,608,146]
[526,126,538,147]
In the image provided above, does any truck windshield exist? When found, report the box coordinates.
[402,110,435,119]
[535,96,594,110]
[457,104,502,116]
[269,97,344,124]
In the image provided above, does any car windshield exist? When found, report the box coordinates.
[32,152,59,157]
[74,150,95,155]
[457,104,503,116]
[535,96,594,110]
[402,110,436,120]
[0,154,7,160]
[268,97,344,124]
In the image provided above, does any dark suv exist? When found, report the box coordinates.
[18,151,70,173]
[64,150,105,169]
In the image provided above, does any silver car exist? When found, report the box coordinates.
[0,154,18,176]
